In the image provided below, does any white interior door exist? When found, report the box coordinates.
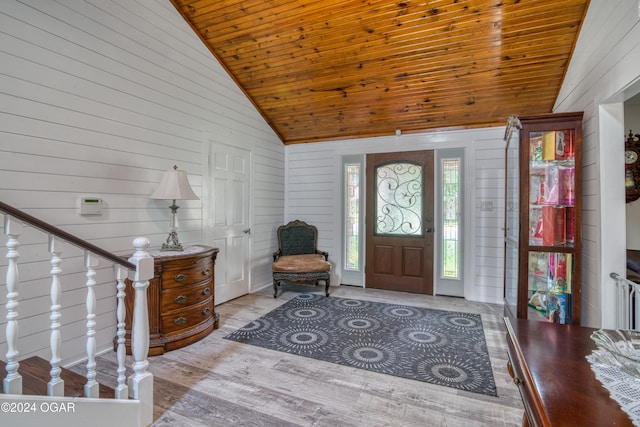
[204,142,251,304]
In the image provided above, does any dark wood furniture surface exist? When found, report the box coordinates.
[120,245,219,356]
[504,112,583,324]
[504,317,633,427]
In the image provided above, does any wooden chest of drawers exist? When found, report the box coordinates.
[119,245,219,356]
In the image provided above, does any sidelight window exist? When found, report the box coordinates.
[342,155,364,285]
[345,162,360,270]
[442,158,460,279]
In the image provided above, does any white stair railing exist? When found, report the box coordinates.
[114,264,129,400]
[48,235,64,397]
[1,201,154,427]
[3,215,22,395]
[127,238,154,423]
[84,251,99,398]
[611,271,640,330]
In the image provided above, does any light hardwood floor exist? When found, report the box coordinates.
[96,286,524,426]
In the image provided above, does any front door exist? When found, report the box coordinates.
[204,141,251,304]
[365,150,434,294]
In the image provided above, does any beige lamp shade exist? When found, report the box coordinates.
[150,165,199,200]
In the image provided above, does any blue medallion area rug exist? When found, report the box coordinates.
[223,294,497,396]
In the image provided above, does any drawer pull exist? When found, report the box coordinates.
[202,308,211,316]
[202,287,211,295]
[175,274,188,282]
[174,316,188,326]
[174,295,188,304]
[506,363,522,385]
[202,268,211,276]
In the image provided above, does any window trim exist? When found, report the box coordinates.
[436,148,464,296]
[341,155,365,286]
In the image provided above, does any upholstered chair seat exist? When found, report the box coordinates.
[272,254,331,273]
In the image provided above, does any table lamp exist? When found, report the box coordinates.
[150,165,199,251]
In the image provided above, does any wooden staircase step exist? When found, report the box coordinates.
[0,356,115,398]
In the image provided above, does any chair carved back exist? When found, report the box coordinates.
[277,220,318,256]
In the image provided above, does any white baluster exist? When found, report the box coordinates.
[3,215,23,395]
[128,237,154,426]
[114,264,128,399]
[84,251,99,398]
[48,235,64,396]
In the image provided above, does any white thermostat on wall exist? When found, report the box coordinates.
[79,197,103,215]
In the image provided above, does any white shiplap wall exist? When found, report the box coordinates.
[0,0,283,365]
[285,127,507,305]
[472,135,507,304]
[554,0,640,328]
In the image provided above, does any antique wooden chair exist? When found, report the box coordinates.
[272,220,331,298]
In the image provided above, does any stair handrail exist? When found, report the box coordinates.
[0,200,135,270]
[1,199,153,426]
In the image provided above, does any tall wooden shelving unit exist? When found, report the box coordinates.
[504,112,583,324]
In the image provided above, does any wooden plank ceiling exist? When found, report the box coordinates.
[170,0,590,144]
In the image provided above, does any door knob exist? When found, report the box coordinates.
[243,228,251,234]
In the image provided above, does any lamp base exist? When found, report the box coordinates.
[160,231,184,251]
